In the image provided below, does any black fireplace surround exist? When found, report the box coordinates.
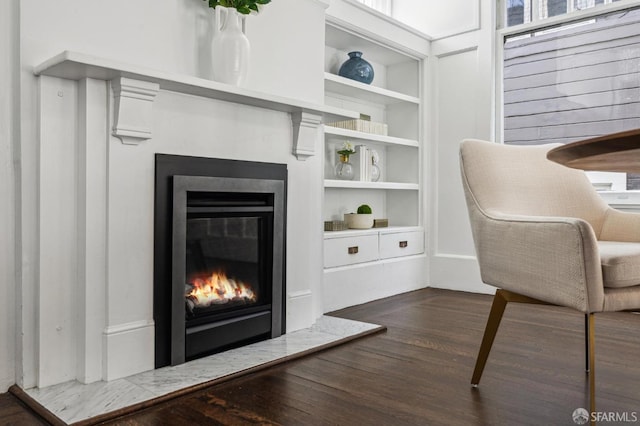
[154,154,287,368]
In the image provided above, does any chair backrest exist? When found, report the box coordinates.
[459,139,610,237]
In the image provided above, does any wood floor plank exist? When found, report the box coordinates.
[2,288,639,425]
[0,392,49,426]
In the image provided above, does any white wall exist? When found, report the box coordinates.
[392,0,481,39]
[328,0,430,54]
[427,0,496,294]
[20,0,324,104]
[0,0,18,393]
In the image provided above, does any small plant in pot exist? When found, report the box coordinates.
[344,204,374,229]
[203,0,272,14]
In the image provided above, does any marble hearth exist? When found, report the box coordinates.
[24,316,383,424]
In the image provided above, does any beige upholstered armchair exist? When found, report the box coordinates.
[459,139,640,416]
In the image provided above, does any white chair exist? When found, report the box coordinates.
[459,139,640,416]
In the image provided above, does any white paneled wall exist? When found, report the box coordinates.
[427,0,496,294]
[0,0,18,393]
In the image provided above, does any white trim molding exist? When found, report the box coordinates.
[292,112,322,161]
[111,78,159,145]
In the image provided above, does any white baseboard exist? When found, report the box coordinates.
[287,290,314,332]
[323,255,428,312]
[103,320,154,381]
[430,253,494,294]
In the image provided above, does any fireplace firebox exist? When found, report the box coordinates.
[154,155,286,368]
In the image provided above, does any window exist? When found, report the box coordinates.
[502,5,640,189]
[354,0,392,16]
[507,0,531,26]
[506,0,621,26]
[544,0,567,17]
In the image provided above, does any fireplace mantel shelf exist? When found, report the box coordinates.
[34,51,356,159]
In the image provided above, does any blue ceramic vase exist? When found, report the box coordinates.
[338,51,374,85]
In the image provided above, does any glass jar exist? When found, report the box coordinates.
[334,154,355,180]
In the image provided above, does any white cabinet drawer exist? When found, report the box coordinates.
[324,234,379,268]
[379,230,424,259]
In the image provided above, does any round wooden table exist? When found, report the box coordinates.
[546,128,640,173]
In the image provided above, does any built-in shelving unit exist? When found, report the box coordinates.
[323,21,423,229]
[322,15,427,311]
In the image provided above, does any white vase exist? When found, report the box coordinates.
[212,7,250,86]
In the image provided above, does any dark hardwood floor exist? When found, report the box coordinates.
[2,288,639,425]
[0,392,49,426]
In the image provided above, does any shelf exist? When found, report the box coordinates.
[324,180,419,190]
[34,51,358,123]
[324,225,423,239]
[323,126,419,148]
[324,73,420,106]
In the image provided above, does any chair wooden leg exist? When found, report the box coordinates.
[471,290,508,386]
[471,289,549,387]
[584,314,590,373]
[472,291,596,421]
[588,313,596,424]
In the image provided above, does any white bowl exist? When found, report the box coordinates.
[344,213,374,229]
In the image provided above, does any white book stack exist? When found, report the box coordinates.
[357,144,371,181]
[326,119,388,136]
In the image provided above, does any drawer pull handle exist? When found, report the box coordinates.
[348,246,359,254]
[399,241,408,248]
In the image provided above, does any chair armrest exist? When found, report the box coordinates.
[473,210,604,313]
[600,207,640,242]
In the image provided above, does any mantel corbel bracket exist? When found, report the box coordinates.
[111,77,160,145]
[291,111,322,161]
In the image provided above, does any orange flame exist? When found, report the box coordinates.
[187,270,256,307]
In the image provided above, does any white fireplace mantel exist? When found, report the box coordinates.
[34,51,356,159]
